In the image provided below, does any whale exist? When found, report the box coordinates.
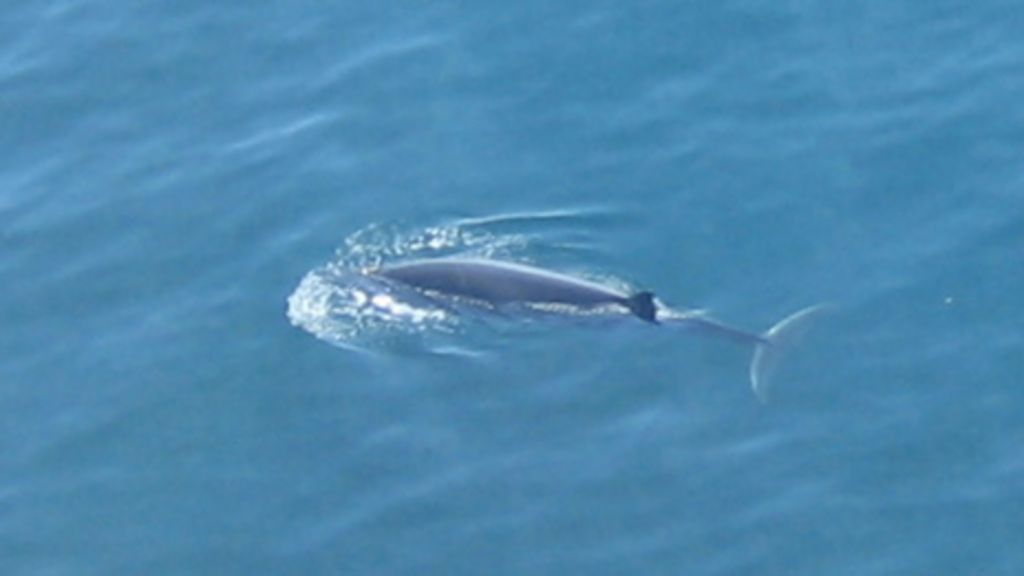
[370,258,821,400]
[375,258,659,322]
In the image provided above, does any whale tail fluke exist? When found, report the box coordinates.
[625,291,658,323]
[750,305,827,402]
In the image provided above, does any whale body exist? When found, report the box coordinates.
[375,258,658,322]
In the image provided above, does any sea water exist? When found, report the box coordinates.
[2,1,1022,574]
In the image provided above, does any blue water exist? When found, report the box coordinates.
[3,1,1023,574]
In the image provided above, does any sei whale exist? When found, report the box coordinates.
[371,258,820,400]
[377,258,659,322]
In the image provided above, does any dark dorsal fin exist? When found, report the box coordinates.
[625,291,658,323]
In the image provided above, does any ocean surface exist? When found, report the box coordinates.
[2,1,1023,574]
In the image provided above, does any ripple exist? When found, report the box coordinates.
[316,34,449,90]
[224,112,337,153]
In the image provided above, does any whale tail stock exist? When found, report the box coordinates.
[749,305,827,402]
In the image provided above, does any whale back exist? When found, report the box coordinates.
[376,259,651,317]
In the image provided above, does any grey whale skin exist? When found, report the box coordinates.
[376,258,658,321]
[371,258,821,401]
